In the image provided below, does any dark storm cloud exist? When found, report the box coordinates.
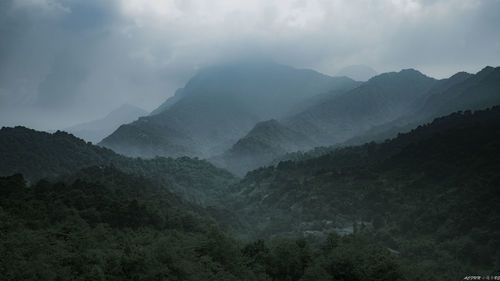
[0,0,499,130]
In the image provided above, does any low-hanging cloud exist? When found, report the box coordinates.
[0,0,499,130]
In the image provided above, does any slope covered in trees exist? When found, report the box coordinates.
[283,68,436,146]
[211,119,314,176]
[227,106,500,278]
[345,66,500,146]
[0,167,253,280]
[2,67,500,280]
[3,107,499,280]
[211,68,439,175]
[0,127,235,205]
[220,66,500,176]
[2,108,500,280]
[1,166,419,281]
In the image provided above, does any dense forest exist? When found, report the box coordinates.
[1,107,500,280]
[0,127,235,206]
[1,166,411,281]
[2,0,500,279]
[228,106,500,279]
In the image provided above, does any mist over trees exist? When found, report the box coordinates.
[97,63,500,176]
[2,0,500,280]
[1,72,500,280]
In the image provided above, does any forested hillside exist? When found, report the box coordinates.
[283,68,436,145]
[1,72,499,281]
[0,127,235,205]
[1,165,422,281]
[2,107,500,280]
[212,67,500,175]
[2,0,500,279]
[227,106,500,279]
[345,66,500,146]
[211,119,314,176]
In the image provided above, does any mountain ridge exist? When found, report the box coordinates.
[100,61,360,159]
[218,66,500,175]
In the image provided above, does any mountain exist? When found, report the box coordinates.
[226,106,500,277]
[336,64,377,81]
[212,68,481,175]
[66,104,147,143]
[3,75,500,281]
[283,69,437,146]
[0,126,236,205]
[419,66,500,119]
[208,67,500,176]
[344,66,500,146]
[100,61,359,159]
[210,119,314,176]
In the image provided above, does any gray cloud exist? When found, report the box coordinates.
[0,0,499,130]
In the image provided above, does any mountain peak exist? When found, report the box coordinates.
[476,65,499,76]
[366,68,431,84]
[448,71,471,80]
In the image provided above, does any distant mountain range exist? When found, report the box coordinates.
[66,104,147,143]
[345,66,500,146]
[283,68,436,146]
[100,61,359,159]
[98,62,500,175]
[215,66,500,175]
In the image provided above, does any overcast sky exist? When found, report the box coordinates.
[1,0,499,130]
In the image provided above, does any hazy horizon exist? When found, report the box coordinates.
[1,0,499,130]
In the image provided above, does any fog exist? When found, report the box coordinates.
[1,0,499,130]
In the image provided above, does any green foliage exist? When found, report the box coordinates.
[0,127,236,205]
[0,170,247,280]
[230,106,500,279]
[0,171,414,281]
[2,102,500,280]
